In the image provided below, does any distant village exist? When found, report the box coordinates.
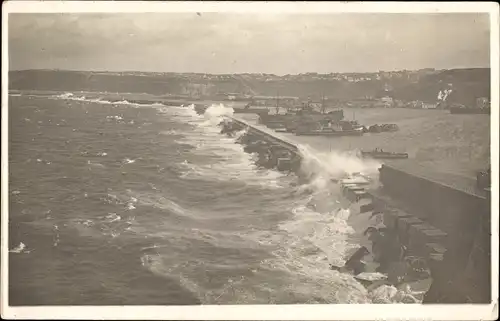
[112,67,440,82]
[13,68,490,110]
[144,68,490,111]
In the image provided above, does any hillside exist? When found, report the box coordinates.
[9,68,490,106]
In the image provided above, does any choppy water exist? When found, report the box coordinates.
[9,91,483,305]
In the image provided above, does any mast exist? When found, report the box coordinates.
[321,92,326,114]
[276,89,280,114]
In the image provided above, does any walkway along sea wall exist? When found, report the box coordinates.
[372,164,491,303]
[215,113,491,303]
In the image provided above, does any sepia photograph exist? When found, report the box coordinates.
[1,1,498,320]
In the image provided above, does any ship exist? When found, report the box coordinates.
[366,123,399,133]
[284,109,344,133]
[360,149,409,159]
[257,95,295,127]
[295,116,365,136]
[260,93,345,132]
[233,103,269,115]
[284,94,344,133]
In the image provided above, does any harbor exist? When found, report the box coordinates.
[6,87,493,307]
[5,8,497,318]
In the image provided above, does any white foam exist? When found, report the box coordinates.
[9,242,28,254]
[123,158,136,164]
[54,92,74,99]
[104,213,121,223]
[236,143,388,302]
[298,145,381,183]
[50,91,158,108]
[106,115,123,121]
[159,99,401,303]
[87,160,106,168]
[162,103,289,188]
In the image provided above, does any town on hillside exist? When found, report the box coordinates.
[9,68,491,112]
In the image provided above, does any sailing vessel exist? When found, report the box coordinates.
[285,94,345,133]
[233,103,269,115]
[295,119,364,136]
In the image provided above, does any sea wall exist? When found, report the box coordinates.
[371,164,491,303]
[216,114,490,303]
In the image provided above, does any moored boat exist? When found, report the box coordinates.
[295,118,364,136]
[233,107,269,115]
[367,123,399,133]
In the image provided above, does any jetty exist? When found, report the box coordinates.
[214,108,491,304]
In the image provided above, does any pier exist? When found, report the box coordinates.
[216,110,491,304]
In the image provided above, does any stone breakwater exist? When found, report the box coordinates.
[215,113,491,304]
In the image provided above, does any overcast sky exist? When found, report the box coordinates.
[8,13,491,74]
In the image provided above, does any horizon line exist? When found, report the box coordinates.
[7,67,492,76]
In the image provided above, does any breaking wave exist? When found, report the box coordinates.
[161,104,290,189]
[184,103,424,303]
[50,91,161,108]
[161,102,406,303]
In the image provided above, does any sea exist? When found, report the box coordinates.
[7,90,490,305]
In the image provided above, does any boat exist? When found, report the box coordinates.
[258,111,294,125]
[265,122,288,130]
[367,123,399,133]
[285,110,344,133]
[295,118,364,136]
[233,105,269,115]
[450,107,490,115]
[361,149,409,159]
[277,95,345,133]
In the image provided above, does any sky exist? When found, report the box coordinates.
[8,13,491,74]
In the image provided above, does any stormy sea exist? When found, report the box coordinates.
[8,90,489,305]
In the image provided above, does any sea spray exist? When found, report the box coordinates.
[201,103,235,127]
[168,103,288,188]
[297,144,381,181]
